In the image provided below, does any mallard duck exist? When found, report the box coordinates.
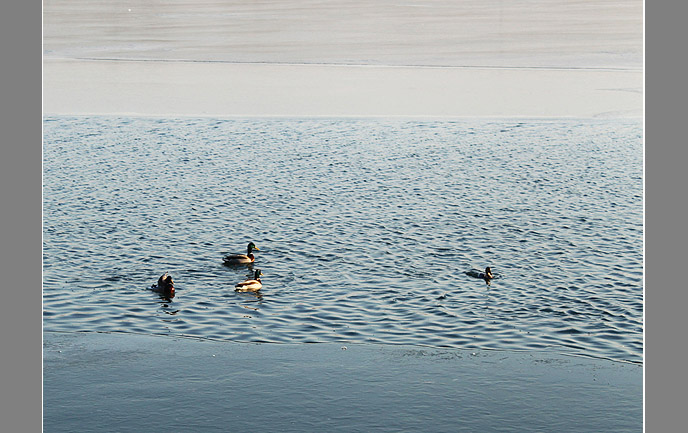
[151,272,175,296]
[223,242,260,265]
[235,269,263,292]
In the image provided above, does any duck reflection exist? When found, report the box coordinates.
[159,304,180,315]
[236,290,264,303]
[223,261,255,271]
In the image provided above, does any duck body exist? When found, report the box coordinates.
[223,242,259,265]
[151,272,175,297]
[223,253,255,265]
[235,269,263,292]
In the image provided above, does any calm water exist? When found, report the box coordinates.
[43,116,643,364]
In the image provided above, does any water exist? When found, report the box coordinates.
[43,116,643,364]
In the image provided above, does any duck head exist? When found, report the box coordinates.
[247,242,259,255]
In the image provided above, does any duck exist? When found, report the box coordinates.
[151,272,175,297]
[480,267,494,285]
[235,269,263,292]
[223,242,260,265]
[465,267,494,285]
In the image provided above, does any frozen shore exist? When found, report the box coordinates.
[43,58,642,118]
[43,0,642,118]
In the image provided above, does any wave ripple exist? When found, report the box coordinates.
[43,117,643,364]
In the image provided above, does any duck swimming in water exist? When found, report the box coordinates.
[465,267,494,285]
[480,267,494,285]
[223,242,260,265]
[151,272,175,297]
[235,269,263,292]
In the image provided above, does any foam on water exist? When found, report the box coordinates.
[43,116,643,364]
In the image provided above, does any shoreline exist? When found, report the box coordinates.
[47,55,643,72]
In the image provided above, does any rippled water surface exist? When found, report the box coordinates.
[43,116,643,364]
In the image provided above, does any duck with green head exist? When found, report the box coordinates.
[235,269,263,292]
[223,242,260,265]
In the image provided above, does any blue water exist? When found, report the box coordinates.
[42,116,643,364]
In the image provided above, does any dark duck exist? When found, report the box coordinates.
[151,272,175,297]
[465,267,494,285]
[480,267,494,285]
